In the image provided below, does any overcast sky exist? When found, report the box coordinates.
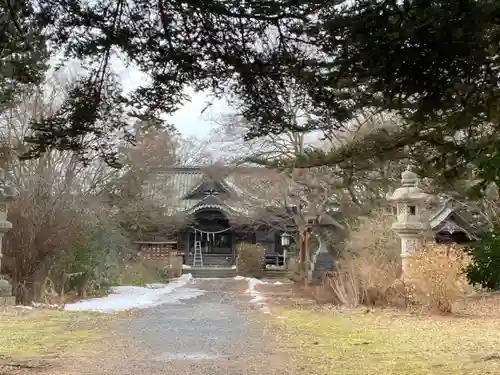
[116,60,230,138]
[50,56,231,139]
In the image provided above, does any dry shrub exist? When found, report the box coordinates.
[164,256,183,279]
[319,253,403,307]
[303,279,339,304]
[304,211,473,313]
[407,243,471,313]
[321,242,472,313]
[323,266,361,307]
[236,242,265,278]
[98,256,182,287]
[302,213,471,313]
[5,193,89,303]
[312,211,402,307]
[287,256,307,282]
[346,210,400,262]
[348,249,401,305]
[2,153,129,303]
[118,261,167,286]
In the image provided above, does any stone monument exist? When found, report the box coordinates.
[0,147,17,305]
[387,166,431,277]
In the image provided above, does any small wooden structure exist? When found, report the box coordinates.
[429,198,481,244]
[135,241,179,261]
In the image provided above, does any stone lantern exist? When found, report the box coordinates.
[387,166,431,277]
[280,232,291,268]
[0,147,17,302]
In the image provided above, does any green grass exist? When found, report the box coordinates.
[273,307,500,375]
[0,309,115,361]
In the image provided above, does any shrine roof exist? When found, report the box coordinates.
[428,198,487,238]
[144,166,274,214]
[142,165,344,230]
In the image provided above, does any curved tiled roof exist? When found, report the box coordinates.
[187,203,232,215]
[144,165,338,225]
[145,166,268,214]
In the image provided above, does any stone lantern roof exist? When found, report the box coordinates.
[387,166,431,203]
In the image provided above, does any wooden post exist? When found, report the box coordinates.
[299,227,312,265]
[231,231,236,264]
[305,228,311,264]
[299,228,306,264]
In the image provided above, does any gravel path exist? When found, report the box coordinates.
[54,278,295,375]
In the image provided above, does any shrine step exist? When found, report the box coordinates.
[262,269,289,280]
[184,254,234,267]
[183,267,237,279]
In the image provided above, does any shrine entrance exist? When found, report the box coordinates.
[187,209,234,256]
[189,231,233,254]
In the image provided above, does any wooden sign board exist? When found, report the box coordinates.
[135,241,178,261]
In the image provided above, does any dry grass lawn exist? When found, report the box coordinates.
[0,307,121,363]
[273,305,500,375]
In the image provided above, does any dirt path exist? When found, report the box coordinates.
[36,279,295,375]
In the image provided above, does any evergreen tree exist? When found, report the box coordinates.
[3,0,500,186]
[1,1,48,110]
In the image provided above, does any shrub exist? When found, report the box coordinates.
[287,256,307,282]
[321,249,402,308]
[317,242,472,313]
[0,279,12,297]
[165,256,183,279]
[464,227,500,290]
[303,278,340,305]
[323,266,361,307]
[62,225,130,297]
[346,210,400,262]
[303,210,473,313]
[313,211,402,307]
[407,243,471,313]
[4,186,130,303]
[5,195,89,303]
[236,242,265,278]
[118,261,167,286]
[350,249,401,305]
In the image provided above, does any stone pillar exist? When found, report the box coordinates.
[387,166,430,277]
[0,147,17,304]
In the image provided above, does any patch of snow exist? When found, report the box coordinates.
[273,281,284,285]
[146,283,168,289]
[64,274,197,313]
[231,265,237,269]
[32,302,62,309]
[235,276,271,314]
[14,305,33,310]
[245,277,266,292]
[182,265,192,269]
